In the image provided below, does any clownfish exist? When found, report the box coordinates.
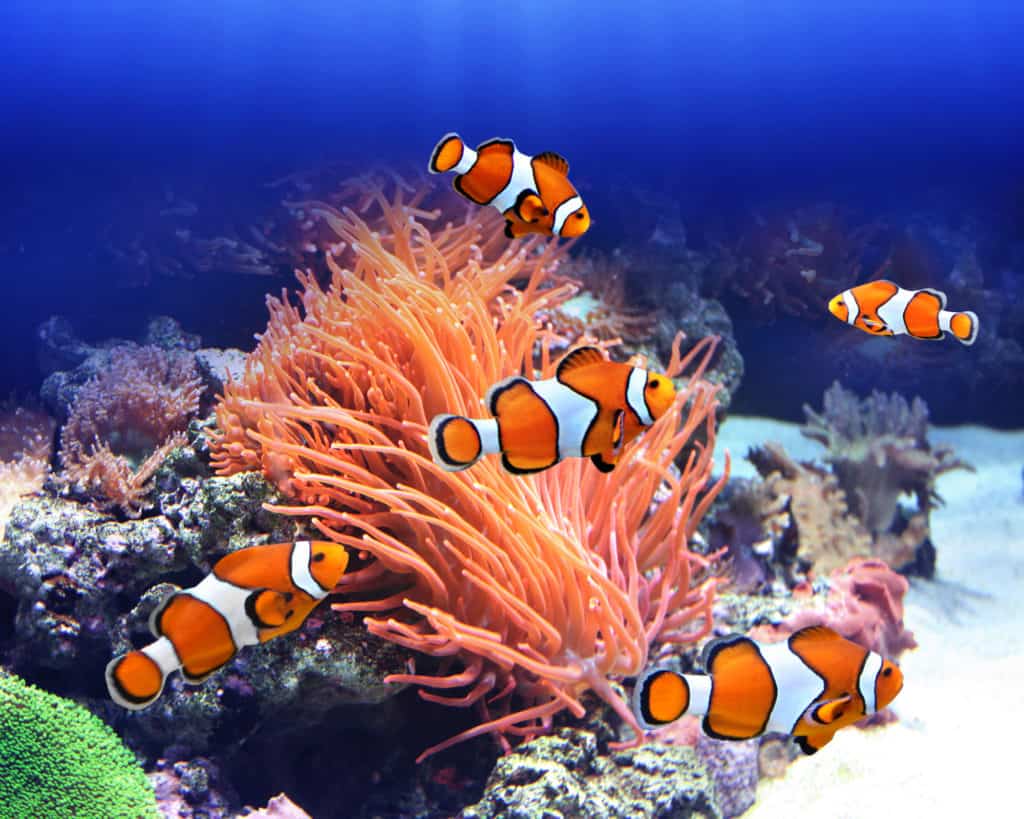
[106,540,349,710]
[828,280,979,345]
[428,133,591,240]
[632,625,904,755]
[428,345,676,475]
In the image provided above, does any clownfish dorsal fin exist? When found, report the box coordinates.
[245,588,292,630]
[534,151,570,176]
[514,189,548,223]
[556,345,605,384]
[701,632,757,674]
[789,624,843,647]
[808,694,853,726]
[476,137,515,156]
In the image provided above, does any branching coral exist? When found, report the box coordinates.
[0,403,55,541]
[209,178,728,760]
[59,345,202,516]
[801,382,972,536]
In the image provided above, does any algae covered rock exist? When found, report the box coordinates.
[0,669,158,817]
[462,728,721,819]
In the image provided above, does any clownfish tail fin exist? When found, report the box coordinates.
[106,642,173,710]
[632,667,692,730]
[428,413,489,471]
[429,133,465,174]
[948,310,979,346]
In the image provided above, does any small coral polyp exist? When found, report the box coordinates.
[210,177,728,760]
[59,345,202,517]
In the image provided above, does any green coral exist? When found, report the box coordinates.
[0,670,158,818]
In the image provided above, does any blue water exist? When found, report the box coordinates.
[2,0,1023,412]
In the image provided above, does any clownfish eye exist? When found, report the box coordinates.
[882,667,893,677]
[312,552,326,562]
[575,212,585,219]
[647,378,661,390]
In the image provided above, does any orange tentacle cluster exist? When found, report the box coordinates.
[209,177,728,760]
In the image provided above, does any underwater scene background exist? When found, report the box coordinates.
[1,1,1022,817]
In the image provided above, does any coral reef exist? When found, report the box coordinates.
[801,381,972,537]
[462,728,721,819]
[750,558,918,664]
[0,402,54,542]
[210,178,728,760]
[0,668,158,817]
[58,344,202,516]
[694,734,759,819]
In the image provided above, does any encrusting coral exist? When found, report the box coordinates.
[210,177,728,760]
[0,403,55,542]
[59,344,202,517]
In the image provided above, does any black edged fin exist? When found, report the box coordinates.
[810,695,852,726]
[919,287,948,309]
[245,588,289,630]
[555,345,605,383]
[476,137,515,155]
[453,174,489,206]
[590,453,616,473]
[502,453,556,475]
[534,151,570,175]
[700,632,753,673]
[486,375,534,417]
[795,735,819,755]
[181,657,234,685]
[513,189,548,223]
[504,220,515,239]
[428,132,462,174]
[788,624,842,646]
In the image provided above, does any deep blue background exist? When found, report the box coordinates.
[3,0,1023,408]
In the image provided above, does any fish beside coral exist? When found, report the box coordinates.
[428,344,677,474]
[429,133,591,239]
[106,540,349,709]
[632,624,904,755]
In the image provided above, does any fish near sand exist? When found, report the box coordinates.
[828,280,979,345]
[428,132,591,240]
[632,625,904,754]
[428,345,676,475]
[106,540,349,709]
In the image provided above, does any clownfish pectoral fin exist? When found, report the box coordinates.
[591,452,617,473]
[555,345,605,384]
[795,731,835,755]
[429,133,465,174]
[807,695,853,726]
[504,219,533,239]
[534,151,570,176]
[513,189,548,223]
[245,588,292,630]
[611,409,625,451]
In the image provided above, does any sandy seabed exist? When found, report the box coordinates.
[715,417,1024,819]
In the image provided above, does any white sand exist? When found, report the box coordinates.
[714,417,1024,819]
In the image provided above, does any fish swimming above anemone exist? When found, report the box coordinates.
[106,540,349,709]
[428,345,676,474]
[632,625,904,755]
[828,280,979,345]
[428,132,591,239]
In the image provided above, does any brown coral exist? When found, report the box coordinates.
[801,382,972,537]
[209,178,728,759]
[59,345,201,516]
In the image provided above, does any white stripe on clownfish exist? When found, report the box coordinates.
[842,289,859,325]
[876,287,916,335]
[859,650,884,714]
[553,194,584,236]
[182,575,261,650]
[528,376,601,460]
[625,367,654,426]
[491,148,538,214]
[452,145,477,175]
[290,539,328,598]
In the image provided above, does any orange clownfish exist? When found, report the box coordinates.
[632,625,904,755]
[428,132,591,240]
[428,345,676,475]
[106,540,349,710]
[828,280,979,345]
